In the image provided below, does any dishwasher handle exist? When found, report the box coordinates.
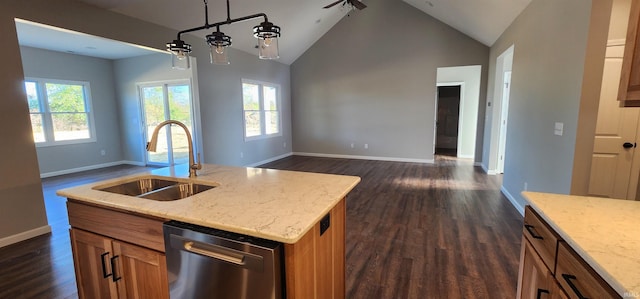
[169,234,265,272]
[184,241,245,265]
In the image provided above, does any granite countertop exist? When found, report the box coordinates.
[57,164,360,244]
[523,191,640,298]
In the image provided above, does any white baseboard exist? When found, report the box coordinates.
[501,186,525,216]
[0,225,51,248]
[458,154,474,159]
[246,152,293,167]
[293,152,434,164]
[40,160,145,178]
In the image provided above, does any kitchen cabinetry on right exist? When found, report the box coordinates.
[516,207,621,299]
[619,0,640,102]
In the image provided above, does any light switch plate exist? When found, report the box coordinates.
[554,122,563,136]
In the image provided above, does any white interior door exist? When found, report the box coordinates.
[140,81,195,166]
[496,71,511,173]
[588,43,640,199]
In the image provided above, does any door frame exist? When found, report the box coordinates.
[137,79,198,166]
[496,70,512,173]
[435,82,465,157]
[488,45,514,174]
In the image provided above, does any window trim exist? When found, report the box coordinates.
[25,77,97,147]
[241,79,282,141]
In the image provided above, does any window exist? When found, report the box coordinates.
[24,78,95,146]
[242,80,281,140]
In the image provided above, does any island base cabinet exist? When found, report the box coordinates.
[517,236,558,299]
[70,228,169,299]
[284,199,346,299]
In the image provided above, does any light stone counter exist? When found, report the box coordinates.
[523,191,640,299]
[57,164,360,244]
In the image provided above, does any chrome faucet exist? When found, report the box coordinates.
[146,120,202,177]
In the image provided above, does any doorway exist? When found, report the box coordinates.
[435,65,482,159]
[488,45,514,174]
[435,85,462,157]
[139,80,196,166]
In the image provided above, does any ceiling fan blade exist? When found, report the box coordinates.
[349,0,367,10]
[323,0,344,9]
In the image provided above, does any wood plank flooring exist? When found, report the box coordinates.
[261,156,523,299]
[0,156,523,299]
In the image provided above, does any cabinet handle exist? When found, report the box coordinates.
[100,252,112,278]
[110,255,121,282]
[562,274,587,299]
[536,288,549,299]
[524,224,544,240]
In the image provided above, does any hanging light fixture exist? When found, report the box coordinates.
[254,21,281,59]
[206,26,231,65]
[166,0,282,69]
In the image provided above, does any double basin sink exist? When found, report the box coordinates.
[94,176,217,201]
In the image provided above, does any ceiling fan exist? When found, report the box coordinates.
[323,0,367,10]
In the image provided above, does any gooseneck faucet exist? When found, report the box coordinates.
[146,120,202,177]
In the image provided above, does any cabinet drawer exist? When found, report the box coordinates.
[524,207,560,273]
[556,242,621,299]
[68,200,166,252]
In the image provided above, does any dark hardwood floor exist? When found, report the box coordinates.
[261,156,522,299]
[0,156,523,299]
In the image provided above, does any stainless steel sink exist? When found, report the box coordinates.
[94,177,217,201]
[139,182,216,201]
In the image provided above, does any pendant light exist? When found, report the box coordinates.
[166,0,282,69]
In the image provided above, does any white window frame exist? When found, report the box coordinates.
[241,79,282,141]
[24,77,97,147]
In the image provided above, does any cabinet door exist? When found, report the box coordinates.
[517,238,553,299]
[112,240,169,299]
[70,229,118,299]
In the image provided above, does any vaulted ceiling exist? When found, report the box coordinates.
[58,0,531,64]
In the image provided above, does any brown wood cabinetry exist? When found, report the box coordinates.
[619,0,640,102]
[68,198,347,299]
[68,201,169,299]
[70,229,169,299]
[517,207,621,299]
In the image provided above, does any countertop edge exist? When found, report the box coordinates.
[58,165,362,245]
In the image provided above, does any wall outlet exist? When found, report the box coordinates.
[283,142,287,148]
[524,182,528,191]
[364,144,369,149]
[240,152,244,159]
[350,143,354,149]
[100,149,106,156]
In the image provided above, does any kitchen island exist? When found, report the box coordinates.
[519,192,640,299]
[57,163,361,299]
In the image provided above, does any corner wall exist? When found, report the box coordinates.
[484,0,607,211]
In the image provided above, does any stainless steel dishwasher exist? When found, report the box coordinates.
[163,221,284,299]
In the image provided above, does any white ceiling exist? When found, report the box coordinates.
[15,19,162,60]
[404,0,532,46]
[17,0,532,63]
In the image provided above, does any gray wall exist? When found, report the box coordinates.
[113,52,197,164]
[290,0,489,162]
[483,0,594,211]
[20,46,124,175]
[185,39,292,167]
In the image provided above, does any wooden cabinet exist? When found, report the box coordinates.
[70,229,169,299]
[284,198,346,299]
[619,0,640,102]
[68,201,169,299]
[67,198,347,299]
[518,236,554,299]
[517,207,621,299]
